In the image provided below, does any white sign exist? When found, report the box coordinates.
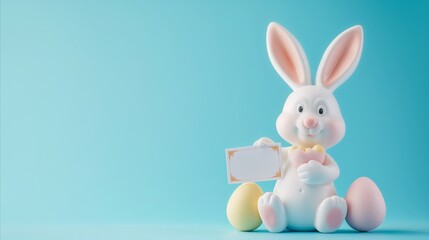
[225,143,284,184]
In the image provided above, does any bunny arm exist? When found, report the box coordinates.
[296,153,339,185]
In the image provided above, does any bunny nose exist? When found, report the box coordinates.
[303,118,318,129]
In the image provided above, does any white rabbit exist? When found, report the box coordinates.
[247,23,385,233]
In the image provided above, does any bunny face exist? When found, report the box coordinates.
[266,23,363,149]
[276,86,345,149]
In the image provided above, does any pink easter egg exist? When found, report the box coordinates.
[345,177,386,231]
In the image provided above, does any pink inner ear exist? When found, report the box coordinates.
[322,30,362,87]
[268,26,305,85]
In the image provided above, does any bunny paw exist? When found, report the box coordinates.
[257,192,287,232]
[314,196,347,233]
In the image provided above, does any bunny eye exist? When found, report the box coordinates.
[318,105,326,115]
[297,105,304,113]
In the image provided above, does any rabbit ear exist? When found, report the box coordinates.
[267,22,311,90]
[316,25,364,91]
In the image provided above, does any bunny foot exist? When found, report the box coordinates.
[257,192,287,232]
[314,196,347,233]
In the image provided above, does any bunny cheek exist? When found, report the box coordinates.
[276,112,299,145]
[321,118,346,149]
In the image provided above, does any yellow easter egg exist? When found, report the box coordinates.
[226,182,263,231]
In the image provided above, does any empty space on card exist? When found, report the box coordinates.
[225,144,283,184]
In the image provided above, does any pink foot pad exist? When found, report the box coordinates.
[260,205,277,227]
[314,196,347,233]
[327,208,343,229]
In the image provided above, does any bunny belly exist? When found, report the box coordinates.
[273,168,337,230]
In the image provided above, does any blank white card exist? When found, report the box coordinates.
[225,143,284,184]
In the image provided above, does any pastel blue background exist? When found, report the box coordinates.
[1,0,429,239]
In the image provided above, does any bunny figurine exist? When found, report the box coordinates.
[227,23,386,233]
